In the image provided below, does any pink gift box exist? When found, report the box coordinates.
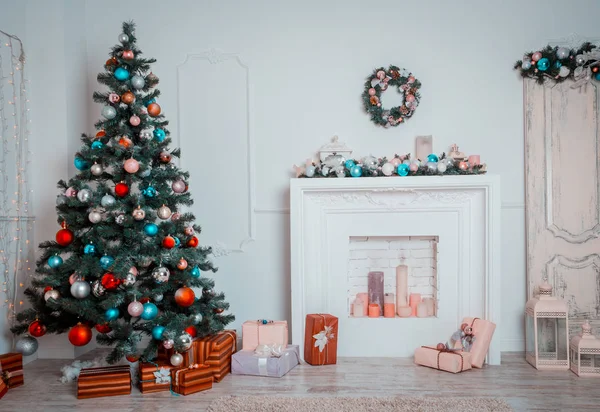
[414,346,472,373]
[462,317,496,368]
[242,321,288,351]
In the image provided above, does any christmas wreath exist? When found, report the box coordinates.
[362,65,421,127]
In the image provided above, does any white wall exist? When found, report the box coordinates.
[3,0,600,356]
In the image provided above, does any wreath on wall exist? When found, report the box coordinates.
[362,65,421,127]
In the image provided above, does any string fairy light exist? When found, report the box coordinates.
[0,29,33,341]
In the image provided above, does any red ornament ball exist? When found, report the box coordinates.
[101,273,120,290]
[28,320,47,337]
[186,236,199,248]
[139,297,150,304]
[68,323,93,346]
[436,343,446,351]
[126,353,140,362]
[115,182,129,197]
[184,326,197,338]
[105,57,118,67]
[162,235,176,249]
[147,103,161,117]
[56,228,74,246]
[175,286,196,307]
[96,130,106,138]
[43,286,53,293]
[95,323,112,333]
[214,308,224,314]
[159,151,171,163]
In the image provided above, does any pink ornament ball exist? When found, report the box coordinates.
[108,93,120,103]
[163,339,174,349]
[65,187,78,197]
[171,212,181,222]
[377,103,381,107]
[531,52,542,62]
[129,115,141,126]
[184,226,194,236]
[458,161,468,170]
[390,158,401,167]
[127,301,144,317]
[172,180,186,193]
[124,158,140,173]
[409,163,419,172]
[368,88,376,96]
[376,70,386,80]
[69,273,80,285]
[405,94,415,103]
[128,266,138,277]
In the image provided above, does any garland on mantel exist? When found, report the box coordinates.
[295,153,486,178]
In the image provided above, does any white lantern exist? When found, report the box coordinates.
[318,135,353,163]
[525,281,569,370]
[570,320,600,377]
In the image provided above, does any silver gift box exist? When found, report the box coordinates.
[231,345,300,378]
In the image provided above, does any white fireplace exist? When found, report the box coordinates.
[290,175,501,365]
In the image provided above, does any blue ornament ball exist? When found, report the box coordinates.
[91,141,104,150]
[48,255,63,268]
[84,243,96,255]
[143,223,159,236]
[262,319,268,325]
[174,236,181,248]
[153,129,166,142]
[350,165,362,177]
[74,157,90,171]
[141,302,158,320]
[145,98,156,107]
[105,307,120,321]
[345,159,356,170]
[427,154,439,163]
[554,61,562,69]
[537,57,550,71]
[397,163,410,177]
[99,255,115,270]
[114,67,130,81]
[190,266,201,278]
[152,325,165,340]
[596,73,600,81]
[142,186,157,198]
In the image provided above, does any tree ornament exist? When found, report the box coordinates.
[105,57,118,67]
[576,54,586,65]
[131,75,145,89]
[159,151,171,163]
[101,194,116,207]
[115,214,126,225]
[184,226,194,236]
[171,180,186,193]
[163,339,174,349]
[105,307,120,321]
[68,323,93,347]
[147,72,158,82]
[70,280,91,299]
[28,320,47,337]
[139,168,151,178]
[114,67,130,81]
[124,158,140,173]
[536,57,550,71]
[44,289,60,301]
[426,162,438,172]
[152,266,170,283]
[122,50,134,60]
[157,205,172,220]
[427,154,439,163]
[350,165,362,177]
[531,52,542,62]
[175,286,195,307]
[176,332,193,350]
[184,325,197,338]
[123,273,136,286]
[90,163,103,176]
[170,353,183,366]
[141,302,158,320]
[186,236,199,248]
[118,33,129,43]
[69,273,81,285]
[91,140,104,149]
[556,47,570,59]
[458,161,468,170]
[101,273,120,290]
[381,162,394,176]
[171,212,181,222]
[77,188,91,202]
[127,300,143,317]
[521,60,532,70]
[177,258,188,270]
[107,93,120,104]
[396,163,409,176]
[190,266,201,278]
[56,223,74,246]
[74,157,90,171]
[100,255,115,270]
[47,255,63,268]
[437,162,447,173]
[96,129,106,138]
[214,308,224,314]
[84,243,96,255]
[101,105,117,119]
[92,280,106,297]
[88,210,102,224]
[144,223,159,236]
[153,293,164,302]
[162,235,176,249]
[95,323,111,333]
[152,325,166,340]
[202,288,214,297]
[147,103,161,117]
[115,182,129,197]
[15,335,38,356]
[65,186,78,197]
[191,313,203,325]
[154,128,166,142]
[126,353,140,363]
[121,91,135,104]
[305,165,315,177]
[129,114,141,126]
[142,185,157,197]
[132,206,146,221]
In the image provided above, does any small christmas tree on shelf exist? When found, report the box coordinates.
[11,21,234,364]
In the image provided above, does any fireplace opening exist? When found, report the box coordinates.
[348,236,438,318]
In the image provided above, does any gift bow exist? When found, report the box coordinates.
[153,367,171,384]
[254,344,285,358]
[313,325,335,352]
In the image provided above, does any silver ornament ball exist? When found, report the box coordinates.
[123,273,136,286]
[115,214,126,225]
[163,339,174,349]
[437,162,447,173]
[44,289,60,301]
[77,189,91,203]
[89,210,102,224]
[131,75,145,90]
[362,156,378,170]
[576,54,586,66]
[426,161,438,172]
[176,332,193,351]
[157,205,172,220]
[90,163,103,176]
[335,166,345,178]
[132,208,146,221]
[152,266,170,283]
[305,165,315,177]
[70,280,91,299]
[118,33,129,43]
[101,105,117,119]
[16,335,38,356]
[171,180,186,193]
[153,293,164,302]
[556,47,570,60]
[191,313,203,325]
[170,353,183,366]
[139,130,152,139]
[101,194,116,207]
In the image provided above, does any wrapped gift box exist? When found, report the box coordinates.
[0,378,7,400]
[171,365,213,396]
[193,330,237,382]
[0,353,24,389]
[77,365,131,399]
[232,345,300,378]
[139,361,179,394]
[304,314,338,366]
[414,346,472,373]
[242,321,288,351]
[462,317,496,368]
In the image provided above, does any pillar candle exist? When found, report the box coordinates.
[416,302,428,318]
[368,303,380,318]
[468,155,480,166]
[384,293,395,304]
[397,306,412,317]
[409,293,421,317]
[356,293,369,316]
[368,271,384,315]
[423,297,435,316]
[383,303,395,318]
[396,265,408,315]
[352,298,365,317]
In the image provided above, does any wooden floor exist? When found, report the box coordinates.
[1,351,598,411]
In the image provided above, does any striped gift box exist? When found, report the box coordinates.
[77,365,131,399]
[0,353,24,389]
[170,364,213,395]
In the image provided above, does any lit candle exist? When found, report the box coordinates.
[416,302,428,318]
[356,293,368,316]
[368,271,384,315]
[368,303,380,318]
[423,297,435,316]
[383,303,395,318]
[396,265,408,315]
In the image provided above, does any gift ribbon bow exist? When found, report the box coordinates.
[139,361,179,397]
[422,346,465,372]
[254,343,285,358]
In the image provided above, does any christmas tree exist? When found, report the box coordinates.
[11,21,233,364]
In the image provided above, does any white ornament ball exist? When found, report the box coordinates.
[426,162,438,171]
[123,273,136,286]
[70,280,91,299]
[127,301,144,317]
[335,166,345,178]
[44,289,60,301]
[101,105,117,119]
[559,66,571,78]
[170,353,183,366]
[305,165,316,177]
[89,210,102,224]
[556,47,570,60]
[90,163,103,176]
[521,60,532,70]
[132,207,145,221]
[101,194,116,207]
[77,189,92,202]
[437,162,447,173]
[152,266,170,283]
[321,166,330,176]
[157,205,172,220]
[131,75,145,89]
[381,163,395,176]
[171,180,186,193]
[163,339,174,349]
[153,293,163,302]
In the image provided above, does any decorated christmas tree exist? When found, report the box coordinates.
[11,21,233,364]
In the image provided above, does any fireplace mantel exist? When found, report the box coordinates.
[290,175,501,365]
